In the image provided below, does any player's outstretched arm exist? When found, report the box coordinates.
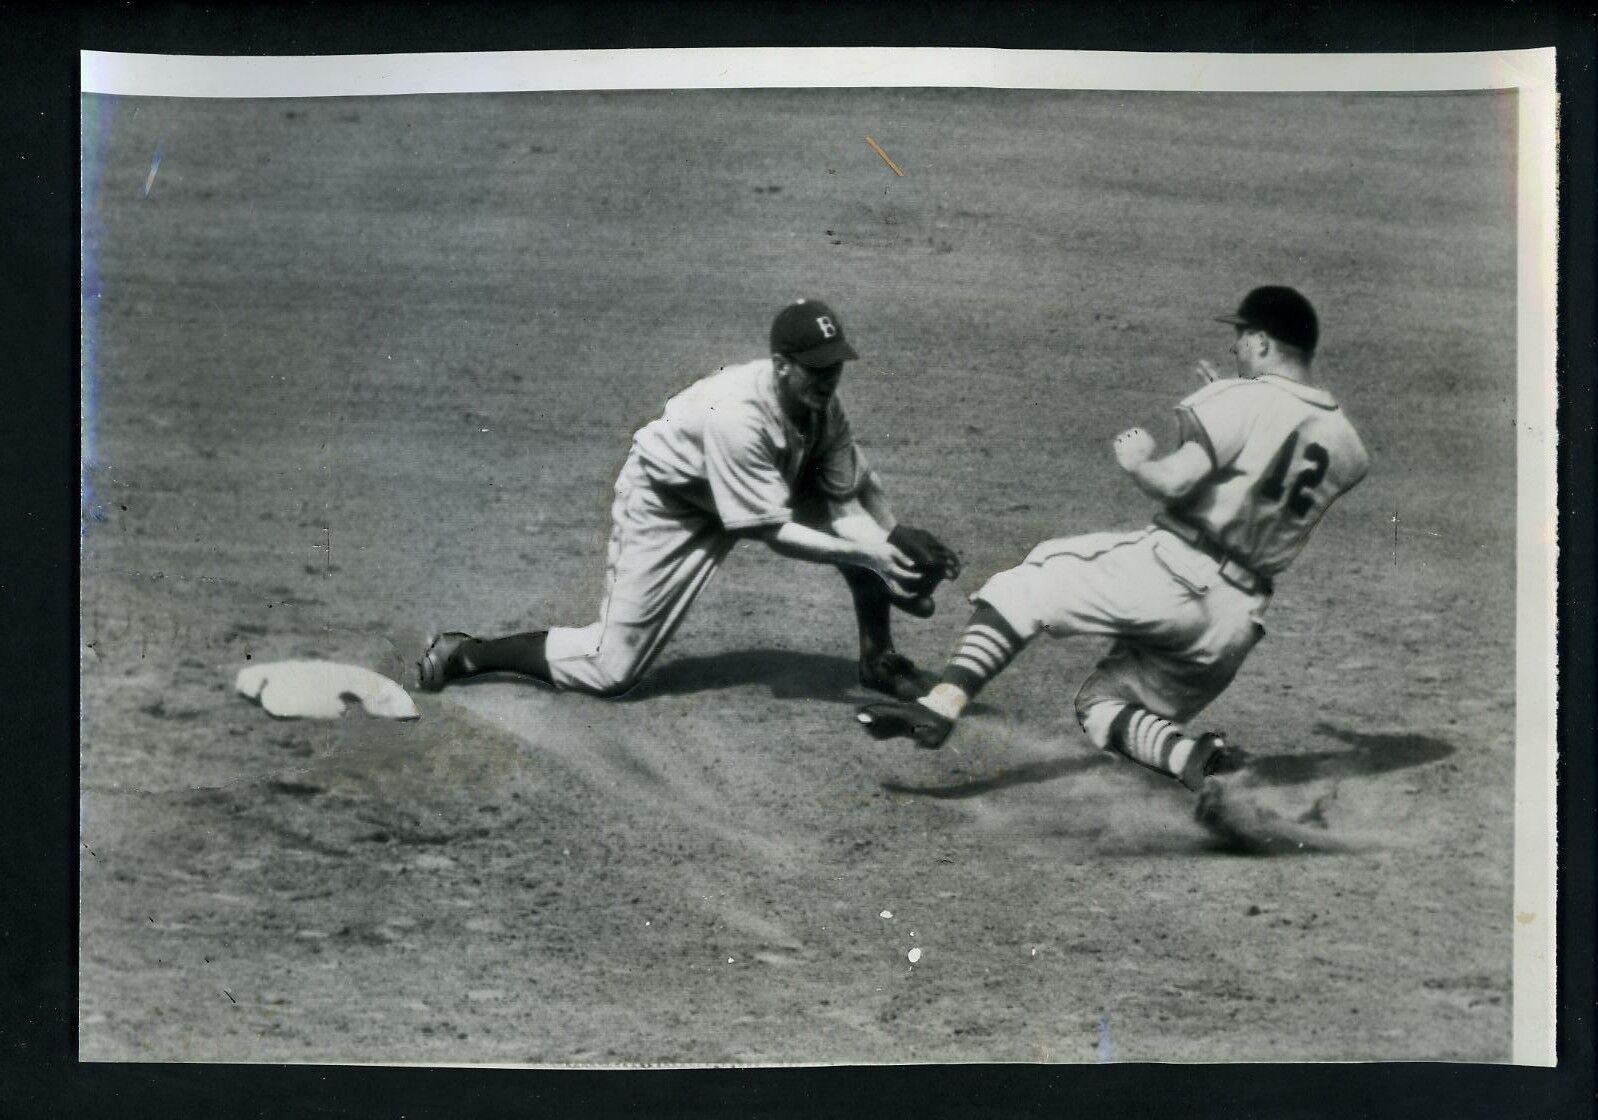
[756,521,919,590]
[823,486,962,610]
[846,470,898,533]
[827,488,894,546]
[1113,428,1213,503]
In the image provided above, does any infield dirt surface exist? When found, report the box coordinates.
[81,88,1518,1064]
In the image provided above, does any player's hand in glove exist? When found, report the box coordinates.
[883,524,962,614]
[858,536,922,588]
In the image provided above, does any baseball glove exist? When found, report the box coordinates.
[887,524,962,601]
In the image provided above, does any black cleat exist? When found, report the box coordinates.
[417,631,473,692]
[858,651,939,701]
[1181,731,1249,791]
[856,699,955,749]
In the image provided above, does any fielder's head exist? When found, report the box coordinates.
[770,298,858,416]
[1217,286,1318,375]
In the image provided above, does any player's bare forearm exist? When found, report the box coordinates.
[1126,458,1186,502]
[830,510,890,547]
[761,520,875,566]
[1113,429,1213,503]
[828,488,894,546]
[758,521,916,586]
[848,470,898,533]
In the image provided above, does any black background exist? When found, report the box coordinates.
[3,2,1593,1116]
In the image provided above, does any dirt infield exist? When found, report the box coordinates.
[80,88,1517,1063]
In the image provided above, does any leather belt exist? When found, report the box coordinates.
[1153,512,1273,596]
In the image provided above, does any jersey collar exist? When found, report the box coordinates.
[762,357,831,443]
[759,358,812,443]
[1260,373,1339,410]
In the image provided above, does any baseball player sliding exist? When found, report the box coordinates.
[858,287,1370,795]
[419,298,960,700]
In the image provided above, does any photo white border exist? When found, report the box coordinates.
[83,46,1551,96]
[79,45,1559,1067]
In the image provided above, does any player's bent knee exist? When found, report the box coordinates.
[575,659,647,698]
[594,657,649,697]
[587,677,643,700]
[972,568,1044,640]
[1072,690,1097,728]
[566,631,653,697]
[1075,698,1126,751]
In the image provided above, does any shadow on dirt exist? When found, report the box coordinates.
[880,754,1106,800]
[432,672,556,693]
[1248,723,1456,786]
[627,649,994,707]
[1192,835,1339,858]
[417,647,996,710]
[625,649,862,703]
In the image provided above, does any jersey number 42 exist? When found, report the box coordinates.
[1260,432,1329,517]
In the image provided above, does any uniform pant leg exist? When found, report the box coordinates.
[545,454,737,696]
[973,530,1199,642]
[1071,538,1270,722]
[1075,617,1262,723]
[971,528,1267,722]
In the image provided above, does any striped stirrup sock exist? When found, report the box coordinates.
[940,604,1027,697]
[1104,705,1198,780]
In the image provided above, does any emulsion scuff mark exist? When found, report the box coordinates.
[865,136,905,177]
[142,139,164,199]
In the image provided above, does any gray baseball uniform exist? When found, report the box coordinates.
[545,358,871,693]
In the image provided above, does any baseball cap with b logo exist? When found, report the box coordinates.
[1216,286,1319,355]
[770,298,859,367]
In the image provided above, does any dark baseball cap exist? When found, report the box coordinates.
[1216,286,1319,354]
[770,298,859,367]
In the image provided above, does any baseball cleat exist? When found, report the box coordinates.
[416,631,473,692]
[1180,731,1250,791]
[856,699,955,749]
[858,651,939,701]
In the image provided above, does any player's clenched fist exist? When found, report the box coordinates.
[1113,427,1157,469]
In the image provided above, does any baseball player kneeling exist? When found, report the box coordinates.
[858,287,1370,794]
[419,298,959,700]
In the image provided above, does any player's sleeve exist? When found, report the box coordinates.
[804,396,872,500]
[1340,422,1374,488]
[702,406,795,529]
[1174,381,1256,470]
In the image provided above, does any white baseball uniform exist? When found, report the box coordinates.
[975,373,1369,721]
[544,359,871,694]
